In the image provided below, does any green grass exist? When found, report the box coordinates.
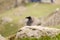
[0,3,60,38]
[0,23,18,37]
[15,34,60,40]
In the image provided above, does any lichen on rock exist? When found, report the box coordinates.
[16,26,60,38]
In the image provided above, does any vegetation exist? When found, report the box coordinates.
[16,34,60,40]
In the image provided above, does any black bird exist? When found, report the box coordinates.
[25,16,33,26]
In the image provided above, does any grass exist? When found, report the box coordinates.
[0,23,18,37]
[0,3,60,39]
[16,34,60,40]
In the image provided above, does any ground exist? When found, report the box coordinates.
[0,3,60,39]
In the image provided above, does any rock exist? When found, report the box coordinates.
[56,8,60,11]
[1,16,13,24]
[16,26,60,38]
[0,35,6,40]
[41,8,60,26]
